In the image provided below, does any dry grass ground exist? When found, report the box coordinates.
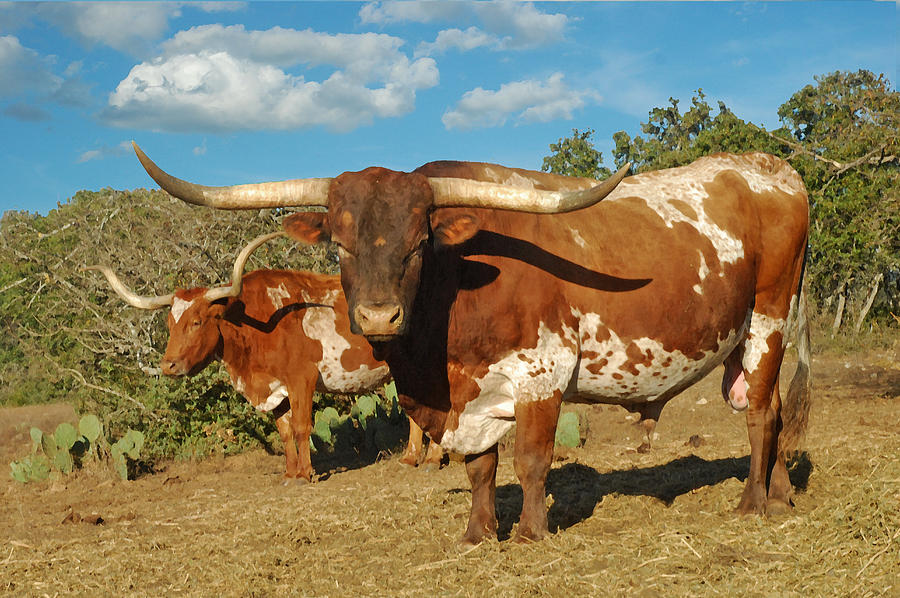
[1,349,898,597]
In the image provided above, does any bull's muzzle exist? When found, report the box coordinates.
[353,302,405,338]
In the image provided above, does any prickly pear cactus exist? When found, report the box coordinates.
[78,414,102,444]
[554,411,582,448]
[55,422,78,452]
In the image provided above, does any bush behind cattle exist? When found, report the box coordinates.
[0,188,347,466]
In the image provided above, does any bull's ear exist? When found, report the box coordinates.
[430,211,480,247]
[284,212,331,244]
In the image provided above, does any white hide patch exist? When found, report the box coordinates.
[615,170,745,266]
[570,227,588,249]
[234,376,246,394]
[171,297,194,324]
[574,310,744,401]
[440,322,578,454]
[256,380,288,412]
[440,312,749,455]
[742,311,786,374]
[693,250,710,294]
[267,283,291,310]
[299,289,390,392]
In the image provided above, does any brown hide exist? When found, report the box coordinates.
[161,269,390,481]
[284,152,810,541]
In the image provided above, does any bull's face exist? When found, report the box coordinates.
[285,168,480,340]
[160,291,225,376]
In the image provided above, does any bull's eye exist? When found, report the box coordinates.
[191,319,202,328]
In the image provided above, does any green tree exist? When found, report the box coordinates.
[541,128,611,179]
[775,70,899,330]
[611,89,786,173]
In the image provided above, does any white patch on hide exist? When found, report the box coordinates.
[171,297,194,324]
[742,311,786,374]
[234,376,246,394]
[693,250,709,294]
[267,283,291,310]
[299,289,390,392]
[440,322,578,454]
[257,380,288,412]
[573,310,745,402]
[570,227,588,249]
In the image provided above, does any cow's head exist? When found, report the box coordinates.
[132,142,629,340]
[84,231,284,375]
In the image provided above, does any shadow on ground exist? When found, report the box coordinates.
[480,452,813,540]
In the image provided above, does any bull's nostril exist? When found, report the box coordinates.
[389,308,403,325]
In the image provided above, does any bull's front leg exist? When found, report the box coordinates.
[461,445,499,547]
[513,392,562,542]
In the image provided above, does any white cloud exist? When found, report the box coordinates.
[359,1,467,25]
[442,73,600,130]
[102,25,439,133]
[0,35,61,99]
[473,1,569,50]
[77,141,132,163]
[31,3,181,56]
[365,1,570,56]
[415,27,495,57]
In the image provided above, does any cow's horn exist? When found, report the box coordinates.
[428,162,631,213]
[82,266,174,310]
[133,142,331,209]
[203,231,287,302]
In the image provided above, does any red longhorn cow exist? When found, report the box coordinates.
[86,232,440,481]
[133,143,811,546]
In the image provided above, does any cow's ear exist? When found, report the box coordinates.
[284,212,331,244]
[210,302,228,317]
[431,211,480,247]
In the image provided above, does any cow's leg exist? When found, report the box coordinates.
[765,375,793,514]
[513,393,562,543]
[461,445,499,547]
[400,417,424,467]
[288,375,317,483]
[635,401,664,453]
[736,308,788,516]
[422,440,443,472]
[274,412,299,481]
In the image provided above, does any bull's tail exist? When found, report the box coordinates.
[779,262,811,459]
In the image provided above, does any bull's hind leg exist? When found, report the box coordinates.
[765,375,794,514]
[513,392,562,542]
[736,308,788,516]
[461,445,499,547]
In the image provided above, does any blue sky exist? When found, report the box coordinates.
[0,1,896,216]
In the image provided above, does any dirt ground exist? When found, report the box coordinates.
[1,348,898,597]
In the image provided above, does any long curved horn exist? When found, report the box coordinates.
[82,266,174,310]
[428,162,631,213]
[203,231,287,302]
[133,142,331,209]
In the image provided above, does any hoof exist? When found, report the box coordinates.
[766,497,793,516]
[513,527,548,544]
[398,454,419,467]
[636,442,651,454]
[282,476,311,486]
